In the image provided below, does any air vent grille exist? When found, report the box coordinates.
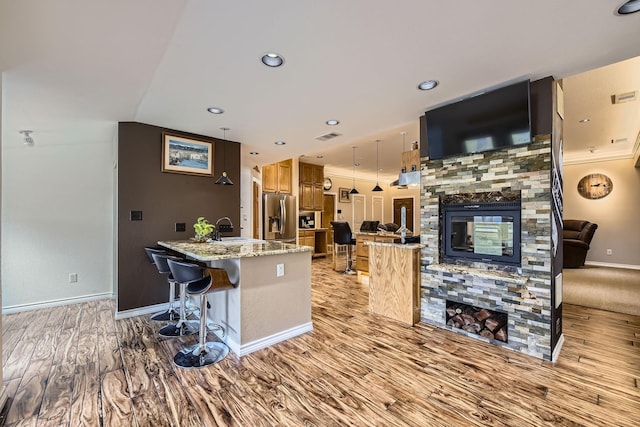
[315,132,342,141]
[612,90,637,104]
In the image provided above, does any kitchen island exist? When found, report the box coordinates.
[158,238,313,356]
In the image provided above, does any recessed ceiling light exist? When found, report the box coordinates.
[274,140,286,145]
[579,118,591,123]
[617,0,640,14]
[326,119,340,126]
[261,53,284,67]
[207,107,224,114]
[418,80,439,90]
[249,151,259,155]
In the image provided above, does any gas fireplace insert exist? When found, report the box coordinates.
[442,201,521,266]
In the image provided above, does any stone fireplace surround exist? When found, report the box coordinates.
[420,138,554,360]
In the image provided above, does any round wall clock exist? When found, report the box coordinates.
[577,173,613,199]
[323,177,333,190]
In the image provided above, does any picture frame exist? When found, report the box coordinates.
[339,187,351,203]
[162,132,214,177]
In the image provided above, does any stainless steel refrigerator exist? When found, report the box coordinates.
[263,194,297,242]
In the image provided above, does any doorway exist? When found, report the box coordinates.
[322,193,336,253]
[393,197,414,232]
[252,181,260,239]
[352,194,365,232]
[372,196,384,223]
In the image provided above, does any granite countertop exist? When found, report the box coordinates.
[364,241,424,250]
[158,239,312,262]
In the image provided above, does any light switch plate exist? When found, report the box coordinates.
[276,263,285,277]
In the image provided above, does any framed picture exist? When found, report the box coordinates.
[162,132,214,177]
[339,187,351,203]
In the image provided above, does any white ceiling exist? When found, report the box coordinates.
[1,1,639,183]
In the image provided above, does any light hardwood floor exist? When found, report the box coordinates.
[2,258,639,426]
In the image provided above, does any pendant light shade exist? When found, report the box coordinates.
[215,171,233,185]
[350,146,359,194]
[215,127,234,185]
[372,139,383,192]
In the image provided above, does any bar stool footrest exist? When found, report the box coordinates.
[159,321,198,337]
[151,305,180,321]
[174,342,229,368]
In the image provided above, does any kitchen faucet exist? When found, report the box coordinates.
[213,217,234,241]
[396,206,410,244]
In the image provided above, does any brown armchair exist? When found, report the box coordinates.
[563,220,598,268]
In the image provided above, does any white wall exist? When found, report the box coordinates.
[324,173,420,233]
[1,129,114,310]
[564,158,640,268]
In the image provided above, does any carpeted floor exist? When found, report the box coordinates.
[563,265,640,316]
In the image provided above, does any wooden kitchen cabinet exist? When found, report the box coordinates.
[299,162,324,211]
[355,234,375,273]
[263,159,292,194]
[298,230,316,255]
[299,228,328,258]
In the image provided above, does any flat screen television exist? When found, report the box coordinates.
[425,80,531,160]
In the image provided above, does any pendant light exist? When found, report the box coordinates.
[372,139,383,192]
[349,146,359,194]
[215,127,233,185]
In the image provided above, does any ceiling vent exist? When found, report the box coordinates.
[612,90,637,104]
[315,132,342,141]
[611,137,628,144]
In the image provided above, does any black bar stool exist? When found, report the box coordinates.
[168,259,233,368]
[331,221,356,274]
[152,253,199,337]
[144,247,180,321]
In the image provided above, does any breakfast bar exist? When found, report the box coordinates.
[158,238,313,356]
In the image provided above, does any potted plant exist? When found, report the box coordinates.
[193,216,215,242]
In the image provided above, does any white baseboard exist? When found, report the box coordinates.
[552,334,565,363]
[584,261,640,270]
[2,292,114,314]
[114,302,171,320]
[220,322,314,357]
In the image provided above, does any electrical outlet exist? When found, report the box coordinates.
[606,249,613,256]
[69,273,78,283]
[175,222,186,232]
[276,263,285,277]
[130,210,143,221]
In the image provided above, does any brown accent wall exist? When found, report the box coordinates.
[117,122,240,312]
